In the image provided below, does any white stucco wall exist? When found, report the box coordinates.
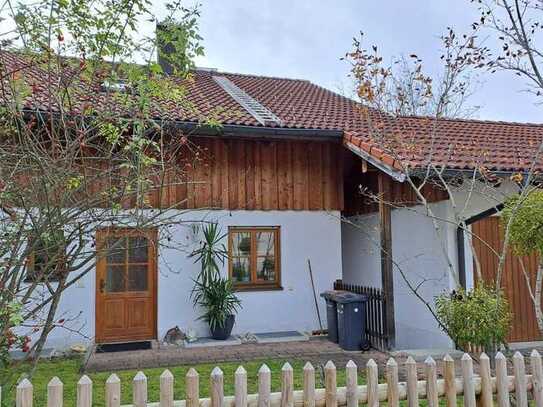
[391,202,453,349]
[340,177,521,350]
[341,213,381,289]
[37,210,342,349]
[341,203,454,350]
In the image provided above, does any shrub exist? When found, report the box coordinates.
[502,190,543,256]
[435,285,511,350]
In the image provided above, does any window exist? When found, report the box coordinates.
[228,227,280,290]
[26,230,66,282]
[99,229,154,293]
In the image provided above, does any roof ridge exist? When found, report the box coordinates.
[399,114,543,128]
[192,68,310,83]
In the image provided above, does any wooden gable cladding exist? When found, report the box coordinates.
[343,151,449,216]
[146,137,344,211]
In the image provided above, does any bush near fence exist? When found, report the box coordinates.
[6,350,543,407]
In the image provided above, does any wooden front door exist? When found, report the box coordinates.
[472,216,542,342]
[95,228,157,343]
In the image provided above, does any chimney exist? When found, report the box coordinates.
[156,21,182,75]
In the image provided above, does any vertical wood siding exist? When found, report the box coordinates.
[472,216,542,343]
[147,137,344,211]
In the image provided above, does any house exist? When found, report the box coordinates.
[3,48,543,352]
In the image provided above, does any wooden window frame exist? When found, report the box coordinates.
[25,231,67,283]
[97,227,157,295]
[228,226,281,291]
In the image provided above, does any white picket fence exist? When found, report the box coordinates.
[7,350,543,406]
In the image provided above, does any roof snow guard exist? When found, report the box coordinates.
[213,76,283,126]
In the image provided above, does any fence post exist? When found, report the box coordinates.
[442,354,456,407]
[211,367,224,407]
[366,359,378,407]
[235,366,248,407]
[478,353,492,407]
[405,356,418,407]
[281,362,294,407]
[495,352,510,407]
[303,362,315,407]
[186,368,200,407]
[77,375,92,407]
[105,374,121,407]
[346,360,358,407]
[513,351,528,407]
[133,371,147,407]
[258,364,271,407]
[385,358,398,407]
[425,357,438,407]
[16,379,33,407]
[47,377,63,407]
[160,369,174,407]
[532,350,543,407]
[324,361,337,407]
[462,353,476,407]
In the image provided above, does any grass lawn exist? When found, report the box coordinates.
[1,356,364,406]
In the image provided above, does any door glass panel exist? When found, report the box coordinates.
[257,256,275,281]
[256,231,274,256]
[127,264,148,291]
[106,265,125,292]
[231,257,250,283]
[128,236,148,263]
[106,237,126,263]
[232,232,251,257]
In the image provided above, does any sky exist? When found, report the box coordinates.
[175,0,543,124]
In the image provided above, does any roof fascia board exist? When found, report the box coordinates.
[20,109,343,141]
[168,121,344,141]
[344,141,406,183]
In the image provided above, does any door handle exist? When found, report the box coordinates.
[100,279,106,293]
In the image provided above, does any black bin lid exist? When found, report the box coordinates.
[320,290,348,300]
[334,292,368,304]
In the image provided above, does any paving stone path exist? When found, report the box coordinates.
[84,337,540,381]
[84,337,392,372]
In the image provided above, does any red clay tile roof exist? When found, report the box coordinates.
[345,116,543,173]
[0,50,373,130]
[2,50,543,173]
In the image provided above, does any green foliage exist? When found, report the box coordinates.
[502,190,543,256]
[435,285,511,349]
[189,223,239,330]
[189,223,227,286]
[0,301,28,369]
[191,277,242,331]
[157,6,204,75]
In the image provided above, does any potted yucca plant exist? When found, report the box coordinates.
[190,223,242,339]
[191,276,241,339]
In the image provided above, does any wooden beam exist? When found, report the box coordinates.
[361,159,368,173]
[378,172,396,349]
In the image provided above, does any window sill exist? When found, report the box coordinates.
[234,285,284,292]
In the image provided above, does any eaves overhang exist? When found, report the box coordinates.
[343,140,407,183]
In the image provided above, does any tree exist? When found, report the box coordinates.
[502,189,543,333]
[342,2,543,348]
[0,0,214,387]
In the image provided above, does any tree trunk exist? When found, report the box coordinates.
[533,262,543,334]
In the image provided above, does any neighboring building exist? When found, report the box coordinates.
[3,50,543,350]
